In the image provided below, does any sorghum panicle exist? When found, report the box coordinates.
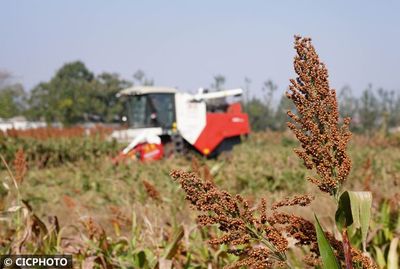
[142,180,161,201]
[171,170,292,268]
[286,36,352,195]
[13,148,27,185]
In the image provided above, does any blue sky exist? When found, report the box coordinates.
[1,0,399,97]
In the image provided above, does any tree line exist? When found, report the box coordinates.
[243,80,400,134]
[1,60,399,134]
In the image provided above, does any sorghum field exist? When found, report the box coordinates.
[1,131,400,268]
[1,37,400,269]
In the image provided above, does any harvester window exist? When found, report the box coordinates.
[126,93,175,129]
[126,95,146,128]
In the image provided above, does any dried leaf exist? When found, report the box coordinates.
[159,258,172,269]
[388,237,399,269]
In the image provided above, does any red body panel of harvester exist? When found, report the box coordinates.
[193,103,250,155]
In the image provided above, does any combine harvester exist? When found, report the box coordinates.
[112,86,250,162]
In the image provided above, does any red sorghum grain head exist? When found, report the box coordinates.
[171,169,291,268]
[271,194,314,210]
[13,148,27,185]
[286,36,352,196]
[142,180,161,202]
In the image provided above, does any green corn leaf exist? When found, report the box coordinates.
[315,215,341,269]
[388,237,399,269]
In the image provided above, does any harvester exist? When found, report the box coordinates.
[111,86,250,161]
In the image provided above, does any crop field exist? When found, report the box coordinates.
[1,130,400,268]
[1,37,400,269]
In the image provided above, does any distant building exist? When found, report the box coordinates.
[0,116,47,132]
[389,126,400,134]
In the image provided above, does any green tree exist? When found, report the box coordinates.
[261,80,277,129]
[274,93,295,131]
[27,61,95,124]
[28,61,133,125]
[338,85,357,120]
[207,75,227,110]
[211,75,226,91]
[243,79,278,131]
[376,88,400,132]
[0,84,26,119]
[0,71,26,119]
[245,97,269,131]
[91,72,132,122]
[357,84,380,134]
[243,77,252,110]
[27,82,53,121]
[133,69,154,86]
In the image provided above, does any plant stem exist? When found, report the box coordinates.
[0,154,22,237]
[341,227,353,269]
[245,225,292,268]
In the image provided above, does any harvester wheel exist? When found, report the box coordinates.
[172,133,185,154]
[208,136,242,158]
